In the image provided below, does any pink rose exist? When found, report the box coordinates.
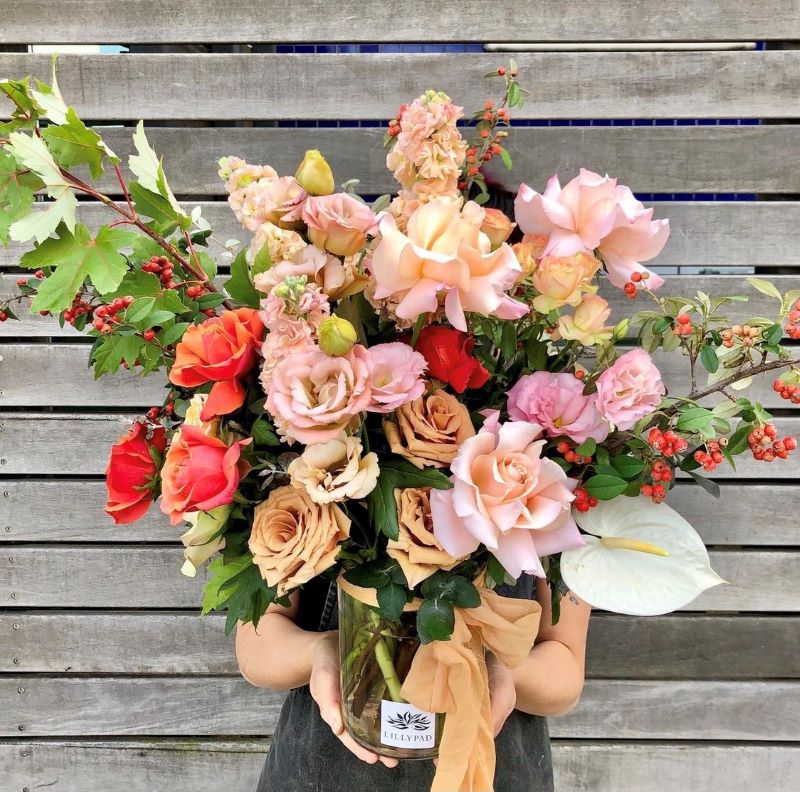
[595,349,666,430]
[366,342,427,413]
[430,413,584,578]
[301,193,377,257]
[371,199,528,332]
[514,169,669,289]
[265,345,372,444]
[508,372,609,444]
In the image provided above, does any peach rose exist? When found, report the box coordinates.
[287,434,379,503]
[383,389,475,469]
[531,251,600,313]
[266,345,373,444]
[481,208,516,249]
[387,487,461,588]
[512,233,548,281]
[252,175,307,229]
[249,485,351,595]
[557,294,614,346]
[301,193,377,257]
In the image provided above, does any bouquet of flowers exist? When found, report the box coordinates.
[2,62,799,791]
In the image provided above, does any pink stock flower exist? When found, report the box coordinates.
[302,193,378,257]
[595,348,666,430]
[507,372,609,444]
[430,413,584,579]
[370,199,528,331]
[259,318,316,388]
[514,169,669,289]
[265,345,373,444]
[260,280,329,331]
[366,342,427,413]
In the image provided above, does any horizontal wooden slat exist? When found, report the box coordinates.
[2,480,795,546]
[3,740,798,792]
[4,1,799,42]
[3,202,800,276]
[76,125,800,196]
[1,677,796,738]
[1,547,796,610]
[2,52,800,120]
[3,413,797,478]
[2,612,795,678]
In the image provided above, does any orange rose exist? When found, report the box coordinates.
[169,308,265,420]
[480,208,516,249]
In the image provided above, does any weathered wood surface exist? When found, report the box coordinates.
[2,612,796,679]
[4,0,799,42]
[4,201,800,274]
[3,413,798,478]
[2,740,798,792]
[78,124,800,196]
[2,480,795,545]
[1,676,796,738]
[2,546,795,610]
[2,52,800,120]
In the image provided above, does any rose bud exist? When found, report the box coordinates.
[480,207,516,249]
[295,149,335,196]
[318,315,358,356]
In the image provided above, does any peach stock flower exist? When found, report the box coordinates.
[247,222,307,267]
[384,389,475,469]
[557,294,614,346]
[595,348,665,430]
[370,199,528,331]
[531,251,601,313]
[430,413,584,579]
[387,487,461,587]
[250,175,307,230]
[259,316,317,387]
[266,345,373,444]
[249,486,350,596]
[301,193,377,257]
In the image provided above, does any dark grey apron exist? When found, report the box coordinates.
[256,576,554,792]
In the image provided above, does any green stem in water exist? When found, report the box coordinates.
[374,637,404,703]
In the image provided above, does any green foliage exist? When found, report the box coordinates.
[224,248,261,308]
[129,182,189,234]
[0,147,41,246]
[583,474,628,501]
[417,598,455,643]
[41,108,107,179]
[128,121,185,217]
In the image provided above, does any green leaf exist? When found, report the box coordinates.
[41,108,106,179]
[500,322,517,362]
[102,269,162,299]
[252,415,281,446]
[158,322,191,347]
[746,277,782,302]
[222,562,274,635]
[129,182,188,233]
[688,470,721,498]
[0,147,40,246]
[202,554,255,615]
[726,422,754,456]
[583,474,628,501]
[224,248,261,309]
[700,343,719,373]
[252,242,272,276]
[611,454,645,479]
[417,598,455,644]
[763,324,783,346]
[377,583,407,621]
[676,406,716,433]
[90,333,143,377]
[575,438,597,457]
[125,297,157,323]
[128,121,185,217]
[498,147,513,170]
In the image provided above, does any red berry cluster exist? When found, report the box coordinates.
[640,482,667,503]
[556,441,592,466]
[640,459,673,503]
[648,427,688,456]
[63,290,99,325]
[748,424,797,462]
[386,104,408,138]
[721,324,759,349]
[773,378,800,404]
[693,438,726,472]
[573,486,599,513]
[146,398,175,423]
[622,271,652,299]
[672,313,693,337]
[785,300,800,339]
[142,255,178,289]
[92,296,134,334]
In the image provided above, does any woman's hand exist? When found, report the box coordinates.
[309,631,399,768]
[487,653,517,736]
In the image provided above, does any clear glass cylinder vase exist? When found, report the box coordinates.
[338,583,443,760]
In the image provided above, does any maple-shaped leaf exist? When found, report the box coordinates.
[20,223,138,312]
[0,147,42,246]
[129,121,185,217]
[41,108,108,179]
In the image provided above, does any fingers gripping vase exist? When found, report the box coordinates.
[338,582,444,760]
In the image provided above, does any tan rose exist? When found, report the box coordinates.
[249,486,350,595]
[287,434,379,504]
[388,487,460,587]
[383,389,475,469]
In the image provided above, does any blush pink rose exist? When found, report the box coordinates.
[507,372,609,444]
[514,169,669,289]
[265,345,373,444]
[430,413,584,578]
[301,193,378,257]
[595,349,666,430]
[366,342,427,413]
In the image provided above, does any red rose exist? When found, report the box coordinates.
[105,422,167,524]
[169,308,265,420]
[414,325,490,393]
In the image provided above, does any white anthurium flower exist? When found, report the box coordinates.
[180,505,231,578]
[560,495,724,616]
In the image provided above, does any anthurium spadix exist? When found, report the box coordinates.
[560,495,724,616]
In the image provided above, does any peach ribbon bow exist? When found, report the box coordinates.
[401,589,542,792]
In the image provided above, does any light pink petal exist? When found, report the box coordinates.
[443,287,468,331]
[430,489,481,557]
[530,511,586,557]
[493,529,544,579]
[395,278,441,321]
[495,421,545,455]
[542,228,588,258]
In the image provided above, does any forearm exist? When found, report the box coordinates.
[512,639,586,717]
[236,611,332,690]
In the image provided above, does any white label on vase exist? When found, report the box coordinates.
[380,700,436,749]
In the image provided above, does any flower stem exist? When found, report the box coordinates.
[374,637,404,703]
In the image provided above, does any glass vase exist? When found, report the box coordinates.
[338,583,443,760]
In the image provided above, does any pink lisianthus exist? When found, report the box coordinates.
[370,199,528,331]
[595,348,666,430]
[507,372,609,444]
[366,342,427,413]
[265,345,373,444]
[514,169,669,289]
[429,413,584,578]
[302,193,378,257]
